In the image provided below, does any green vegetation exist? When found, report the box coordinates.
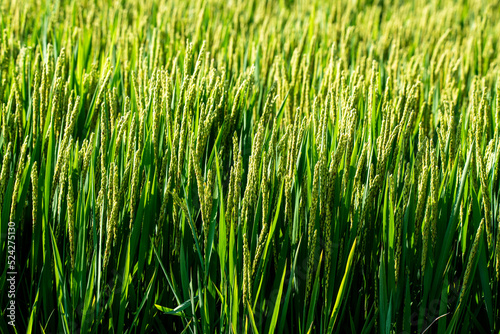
[1,0,500,332]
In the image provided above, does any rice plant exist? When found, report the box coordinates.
[0,0,500,333]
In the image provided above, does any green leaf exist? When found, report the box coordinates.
[269,259,287,333]
[155,296,197,317]
[327,238,357,333]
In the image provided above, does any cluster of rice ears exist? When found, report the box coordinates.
[0,0,500,332]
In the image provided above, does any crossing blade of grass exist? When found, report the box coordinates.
[246,301,259,334]
[269,259,287,333]
[261,180,284,266]
[153,246,182,306]
[26,285,40,333]
[327,238,357,333]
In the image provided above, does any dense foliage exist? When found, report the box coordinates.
[0,0,500,332]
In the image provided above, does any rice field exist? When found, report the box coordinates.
[0,0,500,332]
